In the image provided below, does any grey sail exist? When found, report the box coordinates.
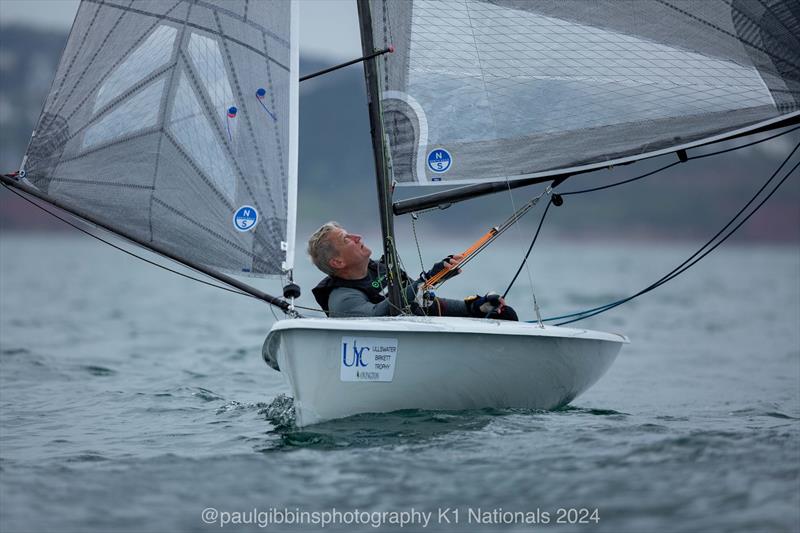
[365,0,800,185]
[22,0,299,275]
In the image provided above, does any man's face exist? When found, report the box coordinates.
[329,228,371,271]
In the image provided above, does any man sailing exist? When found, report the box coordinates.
[308,222,518,320]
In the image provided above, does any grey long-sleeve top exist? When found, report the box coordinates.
[327,282,470,318]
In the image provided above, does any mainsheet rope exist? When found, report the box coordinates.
[415,126,800,295]
[535,140,800,325]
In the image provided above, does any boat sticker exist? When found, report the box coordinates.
[427,148,452,174]
[340,336,398,382]
[233,205,258,232]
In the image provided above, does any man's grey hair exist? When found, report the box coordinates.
[307,221,342,276]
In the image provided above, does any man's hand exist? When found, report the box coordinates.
[419,254,464,284]
[465,292,519,321]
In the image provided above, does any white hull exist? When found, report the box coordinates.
[263,317,628,427]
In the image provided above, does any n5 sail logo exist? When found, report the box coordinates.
[427,148,452,174]
[233,205,258,232]
[340,336,398,382]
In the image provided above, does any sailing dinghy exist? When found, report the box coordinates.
[264,318,626,427]
[2,0,798,427]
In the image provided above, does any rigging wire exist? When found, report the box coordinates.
[497,125,800,324]
[293,303,326,313]
[503,174,545,326]
[502,198,553,299]
[410,213,426,275]
[555,158,799,325]
[562,161,681,196]
[689,125,800,160]
[412,125,800,293]
[1,181,259,300]
[562,125,799,196]
[422,186,552,289]
[548,142,800,325]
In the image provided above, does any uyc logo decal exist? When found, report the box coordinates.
[342,340,369,367]
[340,336,398,382]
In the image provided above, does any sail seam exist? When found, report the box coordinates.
[49,0,103,105]
[150,2,194,244]
[212,11,281,225]
[726,0,800,54]
[150,133,164,242]
[379,1,402,179]
[51,0,134,122]
[380,0,391,86]
[64,66,173,142]
[57,127,161,165]
[163,125,278,273]
[464,73,782,86]
[60,5,183,124]
[151,197,262,261]
[37,177,155,190]
[754,0,800,42]
[161,131,234,210]
[175,13,280,259]
[464,1,500,142]
[723,0,800,84]
[82,0,290,72]
[656,0,800,71]
[178,49,250,201]
[261,31,287,217]
[193,0,289,48]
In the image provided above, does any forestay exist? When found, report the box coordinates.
[365,0,800,185]
[21,0,299,275]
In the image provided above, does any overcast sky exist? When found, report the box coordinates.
[0,0,362,61]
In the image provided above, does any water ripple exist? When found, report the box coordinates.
[79,365,116,377]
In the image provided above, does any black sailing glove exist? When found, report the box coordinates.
[419,255,461,284]
[464,292,519,321]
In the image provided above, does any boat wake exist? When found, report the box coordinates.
[259,393,297,428]
[256,404,570,452]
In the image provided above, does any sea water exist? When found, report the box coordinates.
[0,234,798,532]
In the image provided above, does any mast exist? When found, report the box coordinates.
[357,0,404,315]
[0,174,297,316]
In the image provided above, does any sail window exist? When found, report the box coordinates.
[169,73,237,202]
[94,25,177,112]
[83,78,165,149]
[187,32,236,129]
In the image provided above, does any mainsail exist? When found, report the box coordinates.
[20,0,299,276]
[365,0,800,186]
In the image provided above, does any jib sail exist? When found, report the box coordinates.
[21,0,299,276]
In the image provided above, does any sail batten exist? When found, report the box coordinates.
[22,0,298,277]
[367,0,800,186]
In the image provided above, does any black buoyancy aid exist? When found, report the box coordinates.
[312,259,411,315]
